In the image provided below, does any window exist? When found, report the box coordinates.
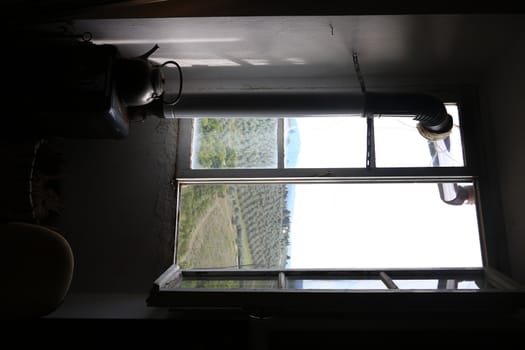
[175,103,481,270]
[148,99,524,313]
[176,182,481,270]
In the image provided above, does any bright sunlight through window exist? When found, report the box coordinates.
[176,104,482,271]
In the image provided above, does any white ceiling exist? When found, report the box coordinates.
[74,14,525,90]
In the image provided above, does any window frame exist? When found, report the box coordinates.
[147,265,525,313]
[174,95,486,263]
[148,89,525,314]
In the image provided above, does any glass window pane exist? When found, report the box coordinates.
[176,182,482,270]
[175,279,277,289]
[457,280,480,289]
[287,279,387,290]
[284,117,366,168]
[374,104,465,167]
[176,183,290,269]
[393,279,439,289]
[191,118,278,169]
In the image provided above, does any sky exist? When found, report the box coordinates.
[287,105,483,270]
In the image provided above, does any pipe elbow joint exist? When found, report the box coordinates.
[412,94,453,134]
[365,92,453,134]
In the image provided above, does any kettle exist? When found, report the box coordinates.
[113,44,165,107]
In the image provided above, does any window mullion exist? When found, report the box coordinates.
[175,118,194,178]
[278,272,286,289]
[366,116,376,168]
[277,118,285,169]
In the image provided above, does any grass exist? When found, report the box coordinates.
[177,197,238,269]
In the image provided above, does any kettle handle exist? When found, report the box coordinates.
[158,60,183,106]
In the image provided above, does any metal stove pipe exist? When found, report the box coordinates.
[160,91,453,134]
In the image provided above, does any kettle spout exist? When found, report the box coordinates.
[139,44,160,59]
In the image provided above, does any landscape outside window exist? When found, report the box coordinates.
[175,104,482,273]
[191,118,278,169]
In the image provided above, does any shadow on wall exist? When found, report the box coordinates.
[57,117,178,295]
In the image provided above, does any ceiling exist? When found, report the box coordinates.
[73,14,525,91]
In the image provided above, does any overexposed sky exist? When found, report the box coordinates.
[287,105,483,269]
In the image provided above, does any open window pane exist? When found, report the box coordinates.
[457,280,480,289]
[284,117,366,168]
[191,118,278,169]
[176,182,482,270]
[393,279,439,289]
[374,104,465,167]
[287,279,387,290]
[176,183,289,269]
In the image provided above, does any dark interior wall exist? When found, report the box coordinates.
[57,117,177,294]
[13,0,521,21]
[480,33,525,284]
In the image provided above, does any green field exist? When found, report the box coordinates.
[176,184,289,270]
[176,118,290,270]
